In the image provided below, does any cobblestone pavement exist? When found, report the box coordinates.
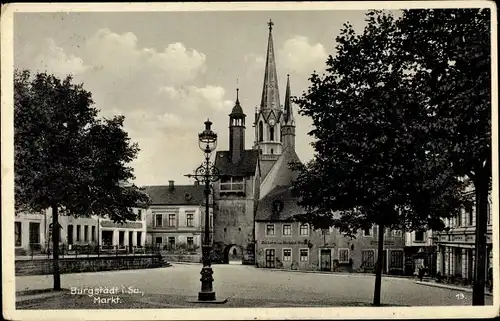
[16,264,493,309]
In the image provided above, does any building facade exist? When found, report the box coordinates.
[255,188,406,273]
[144,181,211,255]
[435,188,493,284]
[15,207,147,255]
[14,211,46,254]
[404,230,437,276]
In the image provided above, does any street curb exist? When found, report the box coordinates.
[267,268,429,281]
[415,281,493,297]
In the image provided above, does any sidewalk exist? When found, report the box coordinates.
[266,267,432,281]
[415,280,493,297]
[16,288,70,303]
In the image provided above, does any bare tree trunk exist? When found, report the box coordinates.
[373,223,384,306]
[52,205,61,290]
[472,175,489,305]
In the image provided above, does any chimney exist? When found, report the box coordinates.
[168,180,175,190]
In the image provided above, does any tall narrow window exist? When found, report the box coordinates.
[15,222,22,246]
[186,213,194,227]
[155,214,163,227]
[270,126,275,141]
[168,214,176,227]
[76,225,81,242]
[258,121,263,142]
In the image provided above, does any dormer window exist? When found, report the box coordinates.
[272,200,283,212]
[220,176,245,193]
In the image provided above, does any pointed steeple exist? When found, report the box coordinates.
[283,74,295,125]
[282,74,296,151]
[260,19,280,111]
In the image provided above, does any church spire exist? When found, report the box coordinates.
[282,74,296,151]
[260,19,280,111]
[283,74,295,125]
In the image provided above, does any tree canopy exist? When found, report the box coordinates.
[14,69,150,221]
[291,10,467,237]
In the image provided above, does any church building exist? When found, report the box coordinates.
[212,20,297,264]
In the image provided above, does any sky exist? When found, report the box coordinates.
[14,9,398,187]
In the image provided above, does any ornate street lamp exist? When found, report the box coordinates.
[185,119,226,303]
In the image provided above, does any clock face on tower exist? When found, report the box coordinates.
[269,118,275,126]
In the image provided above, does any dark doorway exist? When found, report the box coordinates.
[67,225,74,245]
[29,222,40,245]
[320,249,332,271]
[128,231,133,252]
[102,230,113,246]
[137,232,142,247]
[223,244,243,264]
[265,249,276,268]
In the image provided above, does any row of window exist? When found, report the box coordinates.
[66,224,97,244]
[153,212,209,228]
[14,221,41,246]
[362,227,402,237]
[266,223,310,236]
[154,236,195,249]
[447,202,492,228]
[264,248,351,263]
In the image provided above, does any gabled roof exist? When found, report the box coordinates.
[143,185,205,206]
[255,185,304,221]
[214,149,259,177]
[259,146,302,199]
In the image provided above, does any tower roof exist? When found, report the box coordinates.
[230,88,245,116]
[260,19,281,111]
[283,74,295,125]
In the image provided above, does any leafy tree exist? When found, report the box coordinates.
[398,8,491,305]
[291,11,467,306]
[14,70,150,290]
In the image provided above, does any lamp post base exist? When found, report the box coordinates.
[198,291,216,301]
[187,297,228,304]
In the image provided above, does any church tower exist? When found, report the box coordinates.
[254,19,283,160]
[281,74,296,151]
[229,88,246,164]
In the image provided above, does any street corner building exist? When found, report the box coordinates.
[434,187,493,285]
[143,181,212,263]
[254,186,406,273]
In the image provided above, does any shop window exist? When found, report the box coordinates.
[300,249,309,262]
[338,248,349,263]
[76,225,81,242]
[187,237,194,250]
[283,248,292,261]
[168,237,176,250]
[84,225,89,242]
[91,226,96,242]
[362,250,375,268]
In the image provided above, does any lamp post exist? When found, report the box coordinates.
[185,119,226,303]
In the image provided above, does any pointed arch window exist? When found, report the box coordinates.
[270,126,275,141]
[258,121,263,142]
